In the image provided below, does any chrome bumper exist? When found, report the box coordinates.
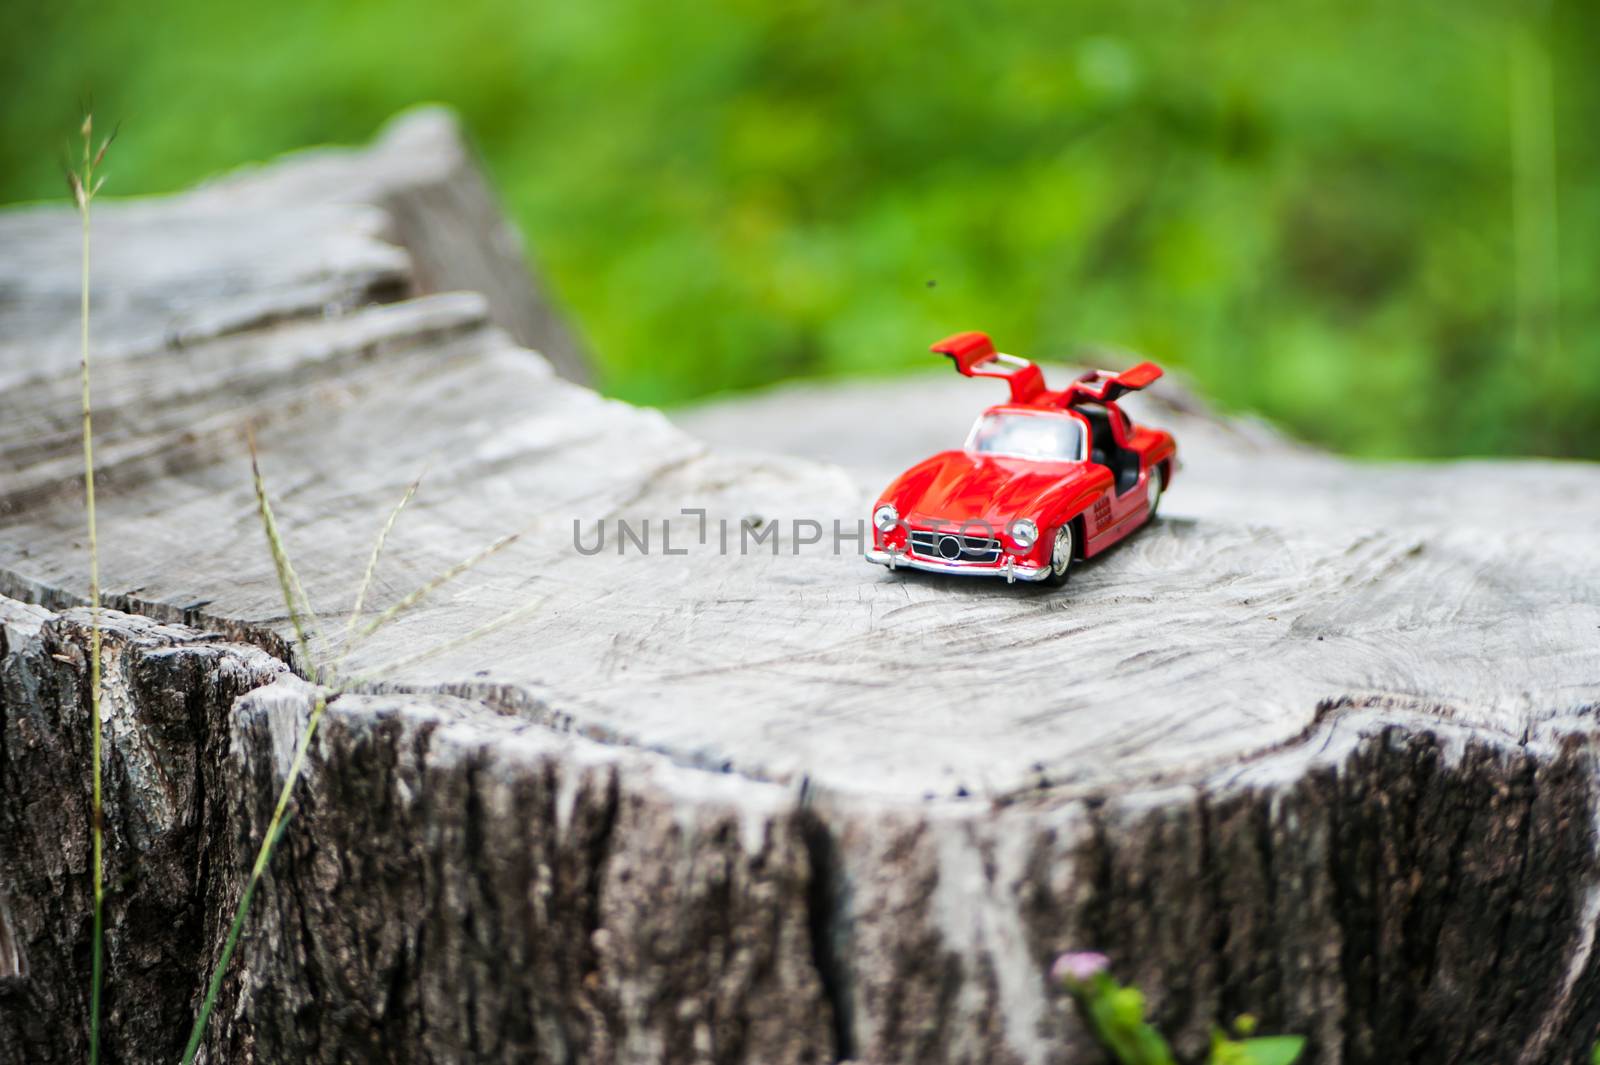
[865,548,1051,584]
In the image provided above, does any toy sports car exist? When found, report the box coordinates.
[866,332,1176,585]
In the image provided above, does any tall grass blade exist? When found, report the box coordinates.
[183,383,540,1063]
[345,528,523,649]
[73,109,107,1065]
[182,447,339,1060]
[247,436,322,680]
[178,808,296,1065]
[343,473,422,639]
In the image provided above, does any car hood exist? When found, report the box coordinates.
[883,450,1095,527]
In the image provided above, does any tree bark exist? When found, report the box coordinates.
[2,111,1598,1065]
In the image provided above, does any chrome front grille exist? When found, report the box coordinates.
[908,527,1002,563]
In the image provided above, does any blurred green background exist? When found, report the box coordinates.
[3,0,1594,458]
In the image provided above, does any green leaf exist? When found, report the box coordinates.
[1233,1035,1307,1065]
[1077,976,1175,1065]
[1208,1029,1244,1065]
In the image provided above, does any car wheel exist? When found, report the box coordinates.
[1147,465,1164,520]
[1045,525,1073,586]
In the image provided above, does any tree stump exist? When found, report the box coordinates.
[2,109,1598,1065]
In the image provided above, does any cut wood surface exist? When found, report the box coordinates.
[2,110,1599,1065]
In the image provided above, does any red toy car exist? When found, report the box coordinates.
[867,332,1177,585]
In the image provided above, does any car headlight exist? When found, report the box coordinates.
[873,504,899,533]
[1010,518,1038,549]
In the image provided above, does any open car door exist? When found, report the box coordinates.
[933,331,1162,409]
[1063,362,1163,405]
[931,332,1045,404]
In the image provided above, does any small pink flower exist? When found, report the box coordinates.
[1051,951,1110,985]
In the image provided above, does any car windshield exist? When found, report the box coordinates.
[965,412,1083,462]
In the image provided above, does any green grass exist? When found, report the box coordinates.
[1054,954,1304,1065]
[6,0,1598,460]
[70,109,115,1065]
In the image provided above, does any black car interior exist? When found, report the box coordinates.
[1078,404,1141,494]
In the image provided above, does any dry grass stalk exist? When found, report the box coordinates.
[181,449,540,1062]
[344,472,423,639]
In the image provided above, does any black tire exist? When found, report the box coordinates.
[1147,465,1164,520]
[1044,524,1074,586]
